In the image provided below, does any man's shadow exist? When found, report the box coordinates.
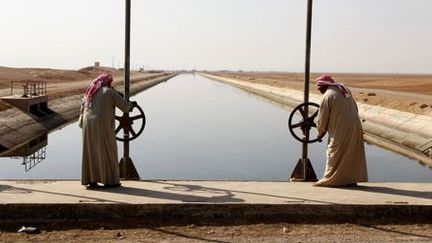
[341,185,432,200]
[101,182,244,203]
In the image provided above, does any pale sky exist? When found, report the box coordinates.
[0,0,431,73]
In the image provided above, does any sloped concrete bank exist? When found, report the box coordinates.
[0,73,177,155]
[200,73,432,166]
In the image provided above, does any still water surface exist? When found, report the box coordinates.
[0,74,431,182]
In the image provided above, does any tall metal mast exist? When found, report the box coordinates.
[119,0,140,179]
[290,0,317,182]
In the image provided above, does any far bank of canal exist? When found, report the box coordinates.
[201,73,432,167]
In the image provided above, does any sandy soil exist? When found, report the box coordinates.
[1,67,431,116]
[210,71,432,116]
[0,66,165,112]
[1,223,431,242]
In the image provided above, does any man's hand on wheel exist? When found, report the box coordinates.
[317,133,325,142]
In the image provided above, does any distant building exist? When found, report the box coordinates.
[94,62,100,67]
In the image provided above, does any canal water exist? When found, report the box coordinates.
[0,74,431,182]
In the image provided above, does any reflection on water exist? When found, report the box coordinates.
[1,134,47,172]
[0,74,430,182]
[21,147,46,172]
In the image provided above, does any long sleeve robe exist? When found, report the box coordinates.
[81,87,131,185]
[315,86,368,186]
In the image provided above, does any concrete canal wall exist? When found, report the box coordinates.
[201,73,432,166]
[0,73,177,154]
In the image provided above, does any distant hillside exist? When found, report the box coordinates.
[0,66,123,89]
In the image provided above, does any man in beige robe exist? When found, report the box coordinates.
[314,75,368,187]
[80,74,133,188]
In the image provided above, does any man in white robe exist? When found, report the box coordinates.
[314,75,368,187]
[80,74,133,188]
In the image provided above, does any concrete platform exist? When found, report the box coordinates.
[0,180,431,225]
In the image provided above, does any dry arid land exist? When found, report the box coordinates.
[1,223,432,242]
[1,67,431,115]
[208,71,432,116]
[0,66,166,112]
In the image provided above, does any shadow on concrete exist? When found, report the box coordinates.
[0,185,120,203]
[342,185,432,200]
[154,181,335,204]
[0,185,33,194]
[104,185,244,203]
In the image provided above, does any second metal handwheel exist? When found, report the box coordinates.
[115,102,146,142]
[288,102,323,143]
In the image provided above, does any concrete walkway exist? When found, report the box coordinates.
[0,180,431,225]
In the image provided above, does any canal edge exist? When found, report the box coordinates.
[0,73,178,156]
[199,73,432,167]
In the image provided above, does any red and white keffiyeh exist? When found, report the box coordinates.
[83,73,113,108]
[315,75,350,98]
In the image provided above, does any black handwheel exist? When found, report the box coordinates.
[115,102,146,142]
[288,102,323,143]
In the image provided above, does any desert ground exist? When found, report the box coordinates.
[1,223,432,242]
[209,71,432,116]
[0,66,162,112]
[1,67,431,116]
[0,67,431,242]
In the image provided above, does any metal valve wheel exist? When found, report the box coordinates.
[288,102,323,143]
[115,102,146,142]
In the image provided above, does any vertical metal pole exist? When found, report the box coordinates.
[304,0,313,105]
[302,0,313,180]
[123,0,131,157]
[119,0,140,180]
[290,0,317,182]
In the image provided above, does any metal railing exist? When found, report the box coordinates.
[419,140,432,158]
[10,81,47,97]
[22,147,46,172]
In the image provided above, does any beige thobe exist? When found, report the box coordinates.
[80,87,131,185]
[315,86,368,187]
